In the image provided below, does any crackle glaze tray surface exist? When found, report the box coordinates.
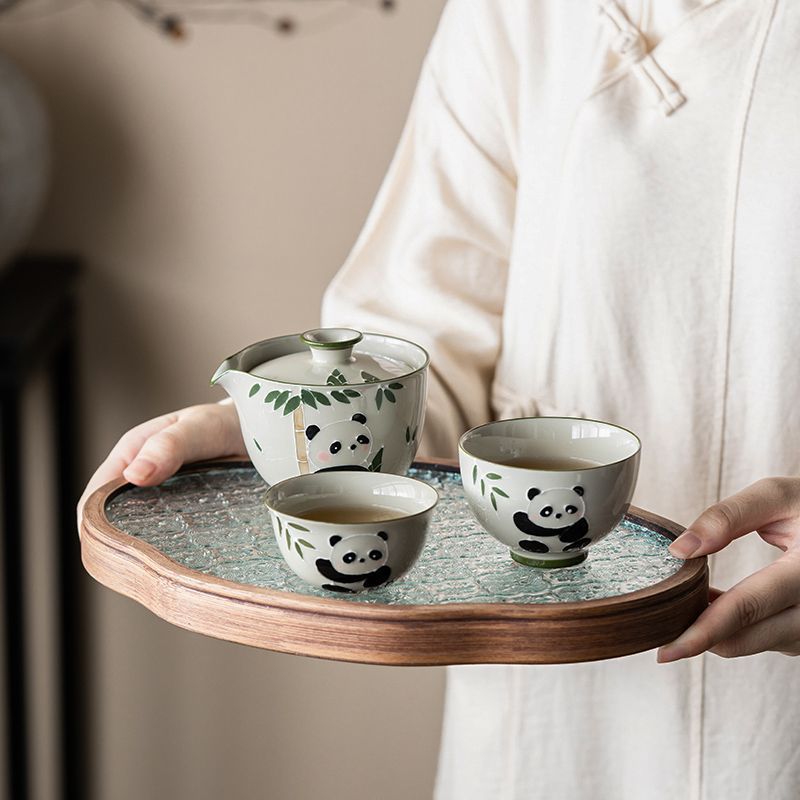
[80,460,709,665]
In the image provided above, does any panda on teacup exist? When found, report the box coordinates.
[315,531,392,593]
[305,413,373,472]
[513,486,592,554]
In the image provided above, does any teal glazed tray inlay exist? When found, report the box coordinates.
[104,463,684,606]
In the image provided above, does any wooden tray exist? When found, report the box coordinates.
[80,458,708,666]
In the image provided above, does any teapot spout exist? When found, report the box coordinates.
[210,358,235,389]
[210,355,261,412]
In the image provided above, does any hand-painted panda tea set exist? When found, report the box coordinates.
[213,328,642,593]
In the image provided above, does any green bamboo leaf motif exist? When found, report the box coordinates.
[326,369,347,386]
[283,395,301,415]
[405,426,410,443]
[274,390,290,410]
[294,542,303,557]
[276,518,283,534]
[368,447,384,472]
[312,391,331,406]
[288,522,310,531]
[254,438,262,452]
[331,390,350,404]
[297,539,315,549]
[343,389,361,398]
[265,390,279,403]
[285,530,291,549]
[361,371,380,383]
[412,427,418,441]
[249,383,261,397]
[300,389,317,409]
[376,389,383,410]
[384,389,396,403]
[388,382,403,390]
[468,465,507,511]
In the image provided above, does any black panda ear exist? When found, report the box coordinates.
[573,486,585,496]
[527,487,541,500]
[377,531,388,541]
[351,413,367,425]
[306,425,320,441]
[329,535,342,546]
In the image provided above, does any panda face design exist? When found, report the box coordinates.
[328,532,388,576]
[525,486,585,530]
[513,485,591,551]
[305,413,373,472]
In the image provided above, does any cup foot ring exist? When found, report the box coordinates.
[510,550,588,569]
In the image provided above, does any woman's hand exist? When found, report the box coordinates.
[77,400,246,523]
[657,477,800,662]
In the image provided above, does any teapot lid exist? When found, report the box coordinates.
[247,328,425,386]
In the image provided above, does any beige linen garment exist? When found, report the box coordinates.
[322,0,800,797]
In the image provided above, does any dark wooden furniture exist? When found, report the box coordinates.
[0,254,87,800]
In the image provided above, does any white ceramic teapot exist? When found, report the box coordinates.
[211,328,428,485]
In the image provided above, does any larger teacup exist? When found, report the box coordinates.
[458,417,641,568]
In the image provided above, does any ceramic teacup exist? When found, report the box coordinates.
[458,417,641,568]
[264,472,438,593]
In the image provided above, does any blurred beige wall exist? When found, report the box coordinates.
[0,2,448,797]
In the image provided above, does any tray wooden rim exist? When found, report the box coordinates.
[80,458,709,665]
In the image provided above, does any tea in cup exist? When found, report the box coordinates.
[264,472,438,592]
[458,417,641,568]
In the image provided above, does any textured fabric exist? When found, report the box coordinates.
[321,0,800,797]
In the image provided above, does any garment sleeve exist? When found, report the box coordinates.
[321,0,517,459]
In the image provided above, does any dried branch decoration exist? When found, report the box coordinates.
[1,0,396,40]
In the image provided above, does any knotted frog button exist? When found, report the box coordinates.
[612,29,646,61]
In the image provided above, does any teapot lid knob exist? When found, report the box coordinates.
[300,328,363,365]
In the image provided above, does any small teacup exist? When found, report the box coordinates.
[264,472,438,592]
[458,417,641,568]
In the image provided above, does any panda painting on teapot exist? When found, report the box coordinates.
[304,412,374,472]
[211,328,428,485]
